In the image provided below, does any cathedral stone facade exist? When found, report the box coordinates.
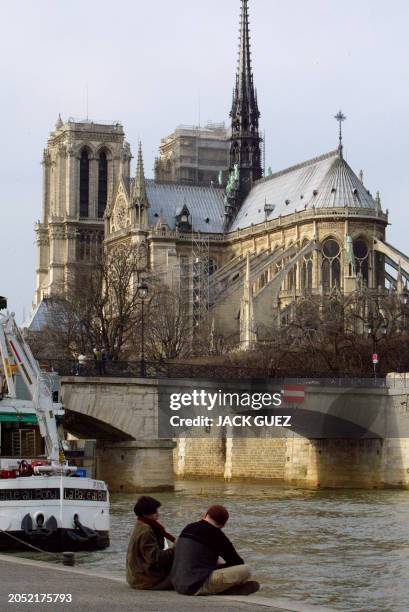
[34,0,405,346]
[35,119,130,303]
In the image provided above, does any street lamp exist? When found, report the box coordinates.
[365,322,377,380]
[365,317,387,380]
[137,281,149,377]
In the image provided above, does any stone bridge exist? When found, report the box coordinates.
[60,375,409,490]
[61,377,174,493]
[61,377,159,441]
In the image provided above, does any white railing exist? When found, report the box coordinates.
[67,117,122,127]
[150,229,225,242]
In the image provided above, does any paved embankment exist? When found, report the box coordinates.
[0,554,334,612]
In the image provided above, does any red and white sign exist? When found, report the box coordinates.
[281,384,305,403]
[372,353,379,364]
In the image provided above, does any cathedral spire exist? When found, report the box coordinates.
[132,142,149,230]
[55,113,63,129]
[226,0,262,227]
[133,141,147,203]
[235,0,254,112]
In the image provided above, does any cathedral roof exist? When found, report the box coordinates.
[230,149,378,231]
[144,180,225,233]
[22,298,52,332]
[122,148,377,236]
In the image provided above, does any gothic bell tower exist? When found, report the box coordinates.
[35,116,129,304]
[225,0,263,226]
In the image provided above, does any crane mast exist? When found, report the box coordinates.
[0,311,66,470]
[0,301,109,553]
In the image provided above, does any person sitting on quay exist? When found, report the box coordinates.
[126,495,175,591]
[170,504,260,596]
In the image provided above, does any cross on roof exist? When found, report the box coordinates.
[334,110,346,154]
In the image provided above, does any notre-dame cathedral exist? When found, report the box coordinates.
[33,0,407,346]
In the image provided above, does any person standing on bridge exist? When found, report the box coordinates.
[76,352,87,376]
[126,496,175,591]
[170,504,260,596]
[93,347,103,375]
[101,347,108,374]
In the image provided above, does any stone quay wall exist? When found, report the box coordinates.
[97,440,175,493]
[175,435,409,489]
[170,378,409,489]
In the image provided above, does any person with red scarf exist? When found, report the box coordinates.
[126,496,176,590]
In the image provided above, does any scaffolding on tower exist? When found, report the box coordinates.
[262,129,266,177]
[191,230,211,332]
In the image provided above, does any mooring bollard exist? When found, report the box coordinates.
[62,551,75,566]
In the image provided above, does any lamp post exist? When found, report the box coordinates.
[365,318,387,380]
[137,281,149,377]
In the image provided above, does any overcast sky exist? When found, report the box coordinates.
[1,0,409,318]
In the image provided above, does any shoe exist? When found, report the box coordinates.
[220,580,260,596]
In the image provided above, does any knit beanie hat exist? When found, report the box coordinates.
[206,504,229,526]
[133,495,161,517]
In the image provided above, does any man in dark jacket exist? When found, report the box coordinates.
[171,504,259,596]
[126,496,175,590]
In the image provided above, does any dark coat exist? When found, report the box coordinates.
[126,521,174,590]
[170,519,244,595]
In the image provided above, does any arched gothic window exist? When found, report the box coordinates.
[242,144,250,164]
[322,238,341,290]
[231,142,239,165]
[77,231,103,262]
[98,151,108,218]
[288,267,296,291]
[259,270,268,290]
[252,144,260,165]
[301,253,313,291]
[353,239,369,284]
[79,149,90,218]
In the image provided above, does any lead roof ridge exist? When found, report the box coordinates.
[255,149,340,186]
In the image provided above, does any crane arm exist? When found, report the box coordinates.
[0,311,64,464]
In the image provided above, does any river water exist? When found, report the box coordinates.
[15,480,409,611]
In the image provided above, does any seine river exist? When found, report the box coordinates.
[16,480,409,611]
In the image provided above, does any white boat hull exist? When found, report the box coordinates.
[0,475,109,551]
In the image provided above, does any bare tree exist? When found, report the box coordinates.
[144,286,191,361]
[215,289,409,378]
[32,245,143,361]
[29,259,409,380]
[191,316,238,357]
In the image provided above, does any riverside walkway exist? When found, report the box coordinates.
[0,554,334,612]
